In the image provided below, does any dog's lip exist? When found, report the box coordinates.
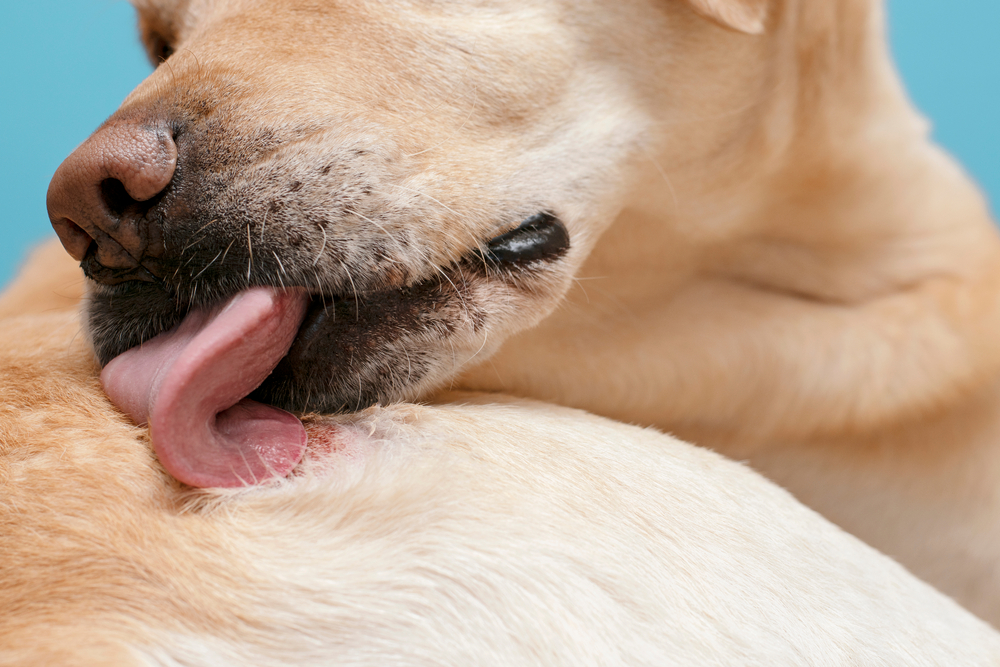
[281,292,349,364]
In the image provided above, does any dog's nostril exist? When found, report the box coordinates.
[101,178,139,218]
[486,212,570,266]
[51,217,97,262]
[47,121,177,278]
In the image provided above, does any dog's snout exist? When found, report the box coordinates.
[47,122,177,278]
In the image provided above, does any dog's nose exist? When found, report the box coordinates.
[47,122,177,275]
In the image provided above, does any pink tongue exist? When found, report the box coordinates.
[101,287,310,488]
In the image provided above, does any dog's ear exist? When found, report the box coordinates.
[685,0,769,34]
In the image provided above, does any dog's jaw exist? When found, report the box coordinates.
[87,209,573,430]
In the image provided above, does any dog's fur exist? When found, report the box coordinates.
[5,303,1000,665]
[0,241,84,320]
[41,0,1000,625]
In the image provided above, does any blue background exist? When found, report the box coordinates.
[1,1,997,287]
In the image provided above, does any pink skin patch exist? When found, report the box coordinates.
[296,422,378,481]
[101,287,311,488]
[302,424,352,459]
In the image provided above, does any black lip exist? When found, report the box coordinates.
[486,212,569,266]
[248,273,466,413]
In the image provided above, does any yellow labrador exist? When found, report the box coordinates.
[41,0,1000,623]
[3,303,1000,664]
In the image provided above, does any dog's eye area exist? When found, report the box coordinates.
[147,34,175,65]
[486,212,569,265]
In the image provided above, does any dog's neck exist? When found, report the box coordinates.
[461,0,1000,448]
[632,0,999,303]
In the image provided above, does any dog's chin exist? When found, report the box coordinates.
[249,279,478,413]
[87,212,571,415]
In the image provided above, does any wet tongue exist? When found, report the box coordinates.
[101,287,310,488]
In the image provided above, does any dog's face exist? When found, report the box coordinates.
[56,0,672,413]
[48,0,773,417]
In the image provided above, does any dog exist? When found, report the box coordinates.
[5,298,1000,665]
[43,0,1000,624]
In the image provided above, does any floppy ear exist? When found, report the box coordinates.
[685,0,769,34]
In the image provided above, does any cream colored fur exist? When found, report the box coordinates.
[0,241,84,320]
[455,0,1000,624]
[33,0,1000,629]
[4,306,1000,664]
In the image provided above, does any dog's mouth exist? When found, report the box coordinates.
[97,213,570,488]
[101,287,310,489]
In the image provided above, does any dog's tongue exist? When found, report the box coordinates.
[101,287,310,488]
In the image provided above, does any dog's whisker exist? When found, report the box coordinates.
[314,226,328,267]
[162,55,179,90]
[272,251,287,278]
[570,276,593,305]
[639,144,679,211]
[219,239,236,267]
[382,183,460,218]
[345,208,409,262]
[183,219,221,254]
[246,223,254,284]
[340,260,361,321]
[311,268,329,313]
[180,47,202,75]
[402,344,413,384]
[179,251,202,270]
[432,264,470,320]
[466,325,490,364]
[302,383,313,414]
[356,372,363,411]
[65,323,87,350]
[192,248,225,280]
[272,252,287,289]
[454,262,469,291]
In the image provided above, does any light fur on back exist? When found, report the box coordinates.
[3,308,1000,665]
